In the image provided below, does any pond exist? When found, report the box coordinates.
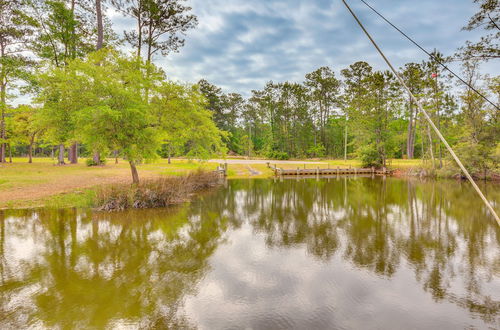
[1,177,499,329]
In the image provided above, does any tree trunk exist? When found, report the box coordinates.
[94,0,104,167]
[58,144,65,165]
[427,124,435,169]
[0,44,6,163]
[344,114,348,163]
[114,150,118,164]
[28,134,35,163]
[136,2,142,57]
[69,143,78,164]
[406,99,415,159]
[435,75,443,169]
[96,0,104,50]
[129,160,139,184]
[93,152,100,165]
[0,144,4,163]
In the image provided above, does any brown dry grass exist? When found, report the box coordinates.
[95,170,221,211]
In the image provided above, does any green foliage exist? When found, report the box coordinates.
[306,144,326,158]
[35,49,225,182]
[151,81,227,160]
[358,143,382,168]
[110,0,198,60]
[266,150,289,160]
[85,158,106,167]
[460,0,499,60]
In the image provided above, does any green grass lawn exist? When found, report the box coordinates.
[0,157,425,209]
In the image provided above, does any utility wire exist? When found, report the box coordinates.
[341,0,500,225]
[358,0,500,111]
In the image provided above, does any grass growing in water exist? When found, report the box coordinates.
[95,170,221,211]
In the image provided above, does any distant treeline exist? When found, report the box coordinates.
[1,0,498,177]
[198,57,499,172]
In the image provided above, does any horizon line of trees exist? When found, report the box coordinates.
[197,55,498,173]
[1,0,498,178]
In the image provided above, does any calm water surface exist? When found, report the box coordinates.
[1,177,499,329]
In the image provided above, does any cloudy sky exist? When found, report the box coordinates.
[113,0,495,96]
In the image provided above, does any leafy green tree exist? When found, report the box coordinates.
[421,51,454,168]
[0,0,34,162]
[460,0,499,61]
[111,0,197,61]
[151,81,227,161]
[305,66,341,155]
[10,105,43,163]
[38,49,225,182]
[400,63,425,159]
[452,59,497,177]
[27,0,117,163]
[36,61,82,164]
[69,50,161,182]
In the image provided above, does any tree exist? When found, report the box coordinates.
[0,0,34,162]
[111,0,197,62]
[96,0,104,50]
[151,81,227,160]
[400,63,425,159]
[460,0,499,60]
[453,59,496,177]
[342,62,401,167]
[10,105,43,163]
[28,0,94,67]
[197,79,225,128]
[28,0,116,164]
[36,61,83,164]
[38,49,225,182]
[66,50,161,182]
[305,66,341,155]
[421,51,453,168]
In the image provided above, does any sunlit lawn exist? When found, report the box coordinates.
[0,157,219,208]
[0,157,217,190]
[0,157,425,208]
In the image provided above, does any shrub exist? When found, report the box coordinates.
[95,170,221,211]
[266,150,289,160]
[359,144,382,168]
[306,144,326,158]
[86,158,107,166]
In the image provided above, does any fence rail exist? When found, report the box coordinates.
[267,163,391,177]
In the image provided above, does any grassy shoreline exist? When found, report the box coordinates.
[0,157,495,209]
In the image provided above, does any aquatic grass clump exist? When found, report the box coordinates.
[96,170,221,211]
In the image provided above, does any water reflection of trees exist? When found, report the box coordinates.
[213,178,500,324]
[0,203,229,328]
[0,178,499,327]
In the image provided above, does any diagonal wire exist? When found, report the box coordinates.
[341,0,500,225]
[358,0,499,111]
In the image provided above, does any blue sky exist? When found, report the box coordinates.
[112,0,497,95]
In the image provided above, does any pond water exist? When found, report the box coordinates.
[1,177,499,329]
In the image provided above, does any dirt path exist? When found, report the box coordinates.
[0,170,159,205]
[246,165,261,176]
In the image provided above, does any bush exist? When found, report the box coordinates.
[86,158,107,166]
[95,170,221,211]
[359,144,382,168]
[306,144,326,158]
[266,150,290,160]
